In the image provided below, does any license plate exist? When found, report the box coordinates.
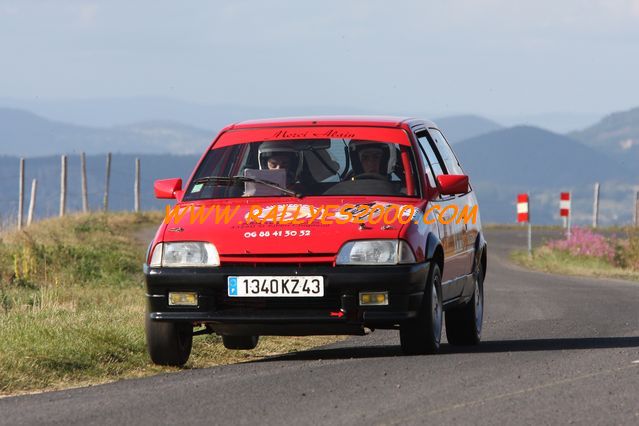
[227,276,324,297]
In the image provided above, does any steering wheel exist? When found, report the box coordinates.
[353,173,388,181]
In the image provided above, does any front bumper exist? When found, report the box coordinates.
[144,262,430,335]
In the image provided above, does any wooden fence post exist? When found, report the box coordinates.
[60,155,67,217]
[18,158,25,230]
[103,153,111,211]
[134,158,140,213]
[567,191,572,238]
[81,152,89,213]
[592,182,599,228]
[27,179,37,226]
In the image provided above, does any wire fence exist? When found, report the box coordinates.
[1,153,200,231]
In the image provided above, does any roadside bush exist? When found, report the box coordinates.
[614,230,639,270]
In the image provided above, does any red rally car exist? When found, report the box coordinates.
[144,116,487,365]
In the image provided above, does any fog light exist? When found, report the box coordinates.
[359,291,388,306]
[168,292,198,306]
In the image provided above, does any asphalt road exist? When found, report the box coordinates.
[1,228,638,425]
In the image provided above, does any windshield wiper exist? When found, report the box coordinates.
[193,176,302,198]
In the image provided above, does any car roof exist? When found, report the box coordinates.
[226,115,438,130]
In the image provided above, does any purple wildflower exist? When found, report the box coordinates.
[546,227,616,263]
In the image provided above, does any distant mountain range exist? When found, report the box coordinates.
[494,112,604,134]
[0,108,212,156]
[454,126,636,224]
[0,97,376,129]
[455,125,632,186]
[0,107,500,157]
[0,96,599,132]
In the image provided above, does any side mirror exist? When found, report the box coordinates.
[437,174,469,195]
[154,178,183,199]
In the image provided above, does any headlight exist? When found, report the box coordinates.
[336,240,416,265]
[149,242,220,267]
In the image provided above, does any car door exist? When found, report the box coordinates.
[427,128,475,276]
[413,128,465,301]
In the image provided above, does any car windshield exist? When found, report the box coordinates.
[183,138,419,200]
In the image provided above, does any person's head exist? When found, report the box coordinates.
[349,141,396,176]
[258,142,303,182]
[358,146,384,174]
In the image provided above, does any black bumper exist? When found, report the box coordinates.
[144,262,430,335]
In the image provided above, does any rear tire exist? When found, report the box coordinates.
[145,316,193,366]
[400,263,443,355]
[222,335,259,350]
[445,260,484,346]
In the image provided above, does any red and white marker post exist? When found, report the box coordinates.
[560,191,571,238]
[517,193,532,256]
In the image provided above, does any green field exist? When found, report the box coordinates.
[0,213,342,396]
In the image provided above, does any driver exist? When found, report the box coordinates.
[258,141,304,189]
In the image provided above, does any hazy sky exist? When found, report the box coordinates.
[1,0,639,117]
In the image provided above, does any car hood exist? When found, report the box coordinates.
[159,197,422,257]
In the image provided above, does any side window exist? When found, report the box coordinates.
[415,131,445,186]
[428,128,464,175]
[415,140,435,187]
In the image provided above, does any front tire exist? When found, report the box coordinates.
[145,316,193,366]
[400,263,443,355]
[222,335,259,350]
[445,261,484,345]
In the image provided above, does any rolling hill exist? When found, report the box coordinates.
[454,125,632,186]
[433,115,502,143]
[453,126,636,224]
[570,106,639,169]
[0,108,213,156]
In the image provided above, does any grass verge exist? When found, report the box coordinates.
[511,246,639,282]
[0,212,343,396]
